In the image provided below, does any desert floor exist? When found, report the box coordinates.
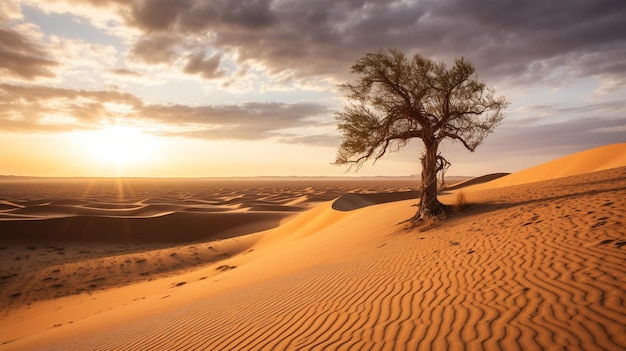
[1,144,625,350]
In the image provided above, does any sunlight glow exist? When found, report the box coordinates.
[80,125,160,167]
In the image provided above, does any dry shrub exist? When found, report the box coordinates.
[454,191,469,210]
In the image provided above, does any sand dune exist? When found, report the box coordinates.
[0,178,417,311]
[0,178,417,243]
[1,147,626,350]
[0,212,290,243]
[466,143,626,190]
[443,172,509,190]
[332,190,419,211]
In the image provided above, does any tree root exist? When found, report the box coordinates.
[399,205,450,231]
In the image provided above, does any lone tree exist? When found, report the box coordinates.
[334,49,509,221]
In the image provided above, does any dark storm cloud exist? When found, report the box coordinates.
[0,84,329,141]
[179,0,277,32]
[0,26,58,80]
[428,0,626,83]
[113,0,626,83]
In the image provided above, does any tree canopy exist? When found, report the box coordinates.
[334,49,509,219]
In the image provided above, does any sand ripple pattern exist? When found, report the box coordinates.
[38,167,626,351]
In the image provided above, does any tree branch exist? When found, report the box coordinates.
[443,132,475,151]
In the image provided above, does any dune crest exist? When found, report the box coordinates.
[331,190,419,211]
[468,143,626,190]
[443,173,509,190]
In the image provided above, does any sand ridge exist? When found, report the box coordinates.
[465,143,626,190]
[331,190,419,211]
[443,173,509,191]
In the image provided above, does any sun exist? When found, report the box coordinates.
[80,125,160,167]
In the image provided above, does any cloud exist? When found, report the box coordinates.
[47,37,120,81]
[7,0,625,147]
[142,101,330,140]
[124,0,192,31]
[108,68,141,77]
[0,26,58,80]
[26,0,626,88]
[178,0,277,32]
[183,51,226,79]
[277,133,342,147]
[1,0,622,179]
[128,32,180,64]
[0,84,141,131]
[111,0,626,84]
[482,101,626,155]
[6,82,620,154]
[1,15,120,84]
[0,0,22,22]
[0,84,330,141]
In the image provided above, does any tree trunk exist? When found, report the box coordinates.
[416,142,445,220]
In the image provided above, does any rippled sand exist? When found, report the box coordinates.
[1,144,625,351]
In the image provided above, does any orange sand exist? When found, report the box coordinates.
[464,143,626,190]
[1,143,625,350]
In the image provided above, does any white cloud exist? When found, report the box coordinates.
[0,0,23,21]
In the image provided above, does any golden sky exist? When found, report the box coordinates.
[1,0,625,177]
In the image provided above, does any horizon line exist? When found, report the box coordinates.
[0,174,478,180]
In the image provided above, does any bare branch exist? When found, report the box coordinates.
[334,49,509,219]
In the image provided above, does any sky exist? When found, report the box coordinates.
[1,0,625,177]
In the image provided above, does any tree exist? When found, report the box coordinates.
[334,49,509,221]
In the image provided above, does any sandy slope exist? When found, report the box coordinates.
[0,179,417,312]
[464,143,626,190]
[1,146,626,350]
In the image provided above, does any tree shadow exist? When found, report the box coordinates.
[445,183,626,222]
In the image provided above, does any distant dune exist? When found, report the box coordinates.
[1,144,625,350]
[0,179,417,244]
[0,212,291,243]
